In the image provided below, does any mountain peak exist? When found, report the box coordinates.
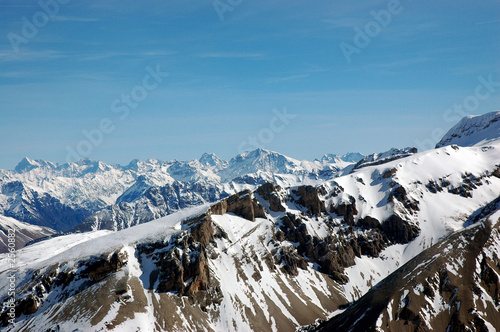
[436,111,500,148]
[199,153,223,165]
[14,157,56,173]
[318,152,364,164]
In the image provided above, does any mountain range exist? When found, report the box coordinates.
[0,111,499,331]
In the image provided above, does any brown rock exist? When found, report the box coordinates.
[358,216,381,229]
[16,294,38,316]
[293,185,326,216]
[182,213,214,246]
[81,251,127,282]
[256,182,285,212]
[333,200,358,226]
[382,215,420,244]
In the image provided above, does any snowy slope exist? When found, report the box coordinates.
[331,141,500,301]
[436,110,500,148]
[0,199,347,331]
[316,202,500,331]
[0,216,56,253]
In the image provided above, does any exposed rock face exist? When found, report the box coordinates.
[210,190,266,221]
[153,232,213,298]
[0,249,127,327]
[331,199,358,226]
[275,212,388,283]
[274,246,308,276]
[358,216,381,229]
[81,252,127,282]
[256,182,286,212]
[16,294,38,316]
[352,147,417,171]
[182,213,215,246]
[388,185,419,212]
[1,181,92,232]
[382,214,420,244]
[136,212,222,308]
[293,185,326,216]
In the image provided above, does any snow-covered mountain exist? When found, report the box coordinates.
[317,152,364,164]
[73,149,356,233]
[436,110,500,148]
[0,150,357,233]
[1,112,500,331]
[351,146,418,171]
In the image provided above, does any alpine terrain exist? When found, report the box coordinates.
[0,111,499,331]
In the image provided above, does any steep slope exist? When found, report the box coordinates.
[0,216,56,253]
[436,110,500,148]
[315,200,500,332]
[0,181,92,231]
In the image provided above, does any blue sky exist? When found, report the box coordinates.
[0,0,499,169]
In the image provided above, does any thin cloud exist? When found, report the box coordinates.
[267,74,309,83]
[321,18,365,28]
[81,51,176,61]
[198,52,262,58]
[51,16,100,22]
[476,19,500,25]
[0,50,66,62]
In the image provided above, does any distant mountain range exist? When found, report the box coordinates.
[0,148,368,234]
[1,111,499,331]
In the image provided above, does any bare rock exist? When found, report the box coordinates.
[182,213,214,246]
[211,190,266,221]
[382,215,420,244]
[81,251,127,282]
[293,185,326,216]
[332,199,358,226]
[358,216,381,229]
[256,182,285,212]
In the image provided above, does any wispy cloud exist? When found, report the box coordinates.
[267,74,309,83]
[51,16,100,22]
[343,56,433,74]
[0,50,66,62]
[476,19,500,25]
[0,71,35,78]
[81,51,176,61]
[321,18,365,28]
[198,52,262,58]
